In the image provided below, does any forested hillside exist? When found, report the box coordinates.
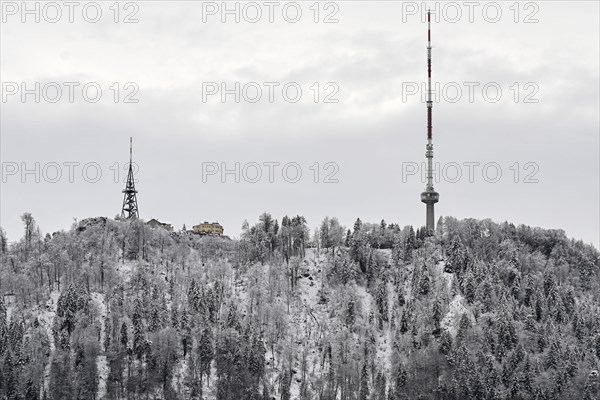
[1,214,599,400]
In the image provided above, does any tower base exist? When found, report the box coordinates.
[425,202,435,231]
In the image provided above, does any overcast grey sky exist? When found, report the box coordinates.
[1,1,599,247]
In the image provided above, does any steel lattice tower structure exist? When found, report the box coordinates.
[420,10,439,232]
[121,137,139,219]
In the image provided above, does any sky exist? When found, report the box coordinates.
[1,1,599,247]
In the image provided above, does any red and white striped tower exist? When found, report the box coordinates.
[421,10,439,232]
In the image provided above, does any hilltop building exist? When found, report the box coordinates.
[146,218,174,232]
[192,221,224,235]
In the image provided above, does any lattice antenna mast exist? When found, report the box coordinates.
[420,10,439,232]
[121,137,139,219]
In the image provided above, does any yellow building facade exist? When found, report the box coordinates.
[192,221,224,235]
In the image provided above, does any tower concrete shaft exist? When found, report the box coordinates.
[420,10,439,232]
[121,137,139,219]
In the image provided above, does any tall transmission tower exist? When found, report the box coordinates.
[420,10,439,232]
[121,137,139,219]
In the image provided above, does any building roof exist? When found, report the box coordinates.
[147,218,171,225]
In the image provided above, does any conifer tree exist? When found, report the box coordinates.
[419,265,430,296]
[394,364,407,399]
[104,316,111,352]
[359,362,369,400]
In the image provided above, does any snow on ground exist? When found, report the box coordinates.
[441,294,472,336]
[290,379,301,400]
[436,261,454,292]
[92,292,107,334]
[298,248,321,310]
[172,359,188,397]
[176,248,403,399]
[291,248,400,399]
[376,281,396,377]
[92,292,108,400]
[201,365,218,400]
[40,291,60,395]
[355,283,372,318]
[97,356,108,399]
[403,263,417,302]
[379,249,393,263]
[115,260,136,283]
[375,329,393,383]
[6,305,14,322]
[359,280,394,386]
[262,248,329,400]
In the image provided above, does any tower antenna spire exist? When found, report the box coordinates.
[121,136,139,219]
[420,9,439,232]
